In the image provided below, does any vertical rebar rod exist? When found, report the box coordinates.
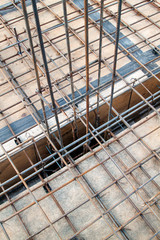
[0,222,10,240]
[31,0,63,149]
[108,0,122,122]
[84,0,90,140]
[96,0,104,127]
[128,81,135,109]
[21,0,50,139]
[62,0,78,140]
[13,27,22,55]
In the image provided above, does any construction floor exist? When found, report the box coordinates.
[0,0,160,239]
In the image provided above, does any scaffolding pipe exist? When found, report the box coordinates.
[108,0,122,122]
[31,0,64,149]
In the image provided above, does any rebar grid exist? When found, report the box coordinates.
[0,0,160,239]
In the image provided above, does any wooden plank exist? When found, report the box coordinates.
[0,74,159,187]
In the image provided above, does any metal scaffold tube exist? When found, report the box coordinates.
[108,0,122,122]
[31,0,64,149]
